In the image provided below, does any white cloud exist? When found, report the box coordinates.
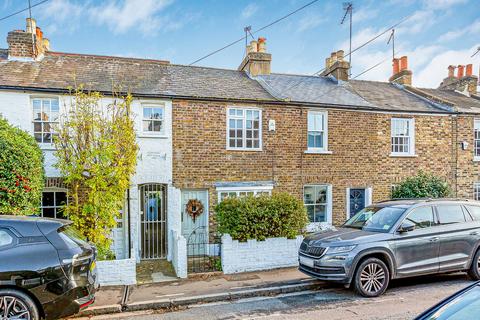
[353,7,379,24]
[39,0,85,34]
[423,0,468,10]
[241,3,258,19]
[297,13,326,32]
[395,10,438,35]
[438,18,480,42]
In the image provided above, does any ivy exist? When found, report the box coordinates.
[215,192,308,242]
[0,118,44,215]
[54,88,138,259]
[392,171,451,199]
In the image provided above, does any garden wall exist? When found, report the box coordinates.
[96,258,136,285]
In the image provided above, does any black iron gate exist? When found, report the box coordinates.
[187,226,221,273]
[140,183,167,260]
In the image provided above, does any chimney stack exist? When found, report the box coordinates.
[238,37,271,77]
[320,50,350,81]
[439,63,478,95]
[6,18,50,61]
[389,55,412,86]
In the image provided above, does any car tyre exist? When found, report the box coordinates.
[353,257,390,297]
[468,248,480,280]
[0,288,40,320]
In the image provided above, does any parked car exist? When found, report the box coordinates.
[298,198,480,297]
[0,215,98,320]
[415,281,480,319]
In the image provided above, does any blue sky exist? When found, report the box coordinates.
[0,0,479,88]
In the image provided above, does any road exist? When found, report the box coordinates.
[80,273,472,320]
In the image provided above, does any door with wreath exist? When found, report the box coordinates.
[181,190,209,255]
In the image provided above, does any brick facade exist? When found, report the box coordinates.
[172,99,459,228]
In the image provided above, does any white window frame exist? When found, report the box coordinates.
[306,111,329,153]
[217,185,273,203]
[390,118,415,156]
[474,119,480,161]
[226,107,262,151]
[40,188,68,219]
[474,183,480,201]
[303,184,333,225]
[345,187,372,220]
[141,104,166,136]
[31,97,60,147]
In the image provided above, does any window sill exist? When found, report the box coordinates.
[304,150,333,154]
[474,157,480,162]
[39,144,56,151]
[226,148,263,152]
[390,153,418,158]
[137,133,169,139]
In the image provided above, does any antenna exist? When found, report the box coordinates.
[244,26,252,56]
[341,2,353,76]
[27,0,36,57]
[387,28,395,60]
[472,46,480,58]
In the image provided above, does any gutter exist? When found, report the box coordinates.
[0,85,456,115]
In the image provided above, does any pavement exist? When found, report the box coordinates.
[77,273,473,320]
[79,267,326,317]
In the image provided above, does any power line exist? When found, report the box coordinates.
[188,0,321,66]
[0,0,49,22]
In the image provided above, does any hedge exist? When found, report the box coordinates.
[392,171,451,199]
[0,118,44,215]
[215,192,308,242]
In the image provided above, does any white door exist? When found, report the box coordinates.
[181,190,209,255]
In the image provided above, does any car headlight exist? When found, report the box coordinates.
[327,245,357,254]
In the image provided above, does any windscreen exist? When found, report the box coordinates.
[344,206,406,233]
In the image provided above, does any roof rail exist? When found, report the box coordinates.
[378,197,472,203]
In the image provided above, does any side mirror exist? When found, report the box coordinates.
[398,221,415,233]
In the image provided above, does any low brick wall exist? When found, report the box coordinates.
[221,234,304,274]
[172,230,187,278]
[96,258,136,285]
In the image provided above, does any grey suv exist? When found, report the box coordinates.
[298,199,480,297]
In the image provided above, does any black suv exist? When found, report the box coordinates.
[0,215,98,320]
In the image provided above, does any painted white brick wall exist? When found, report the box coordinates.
[172,230,187,278]
[96,258,136,285]
[221,234,304,274]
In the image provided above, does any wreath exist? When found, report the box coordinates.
[186,199,204,222]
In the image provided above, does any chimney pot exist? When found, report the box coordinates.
[448,65,456,78]
[400,56,408,71]
[26,18,36,33]
[336,50,344,61]
[466,64,473,77]
[250,40,258,53]
[42,38,50,51]
[257,37,266,53]
[457,65,465,78]
[392,58,400,75]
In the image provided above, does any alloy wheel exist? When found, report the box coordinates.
[477,255,480,274]
[359,263,386,294]
[0,296,31,320]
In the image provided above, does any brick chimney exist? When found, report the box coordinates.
[439,63,478,95]
[6,18,50,61]
[238,37,271,77]
[320,50,350,81]
[389,56,412,86]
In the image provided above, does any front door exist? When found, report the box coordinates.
[349,188,366,218]
[181,190,209,255]
[140,184,167,260]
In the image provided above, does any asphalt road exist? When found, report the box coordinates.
[80,273,473,320]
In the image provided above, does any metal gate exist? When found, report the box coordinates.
[140,183,167,260]
[187,226,221,273]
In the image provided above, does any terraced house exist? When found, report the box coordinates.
[0,19,479,282]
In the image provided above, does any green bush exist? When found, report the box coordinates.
[392,171,451,199]
[215,192,308,242]
[0,118,44,215]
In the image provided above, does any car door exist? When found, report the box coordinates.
[436,204,478,272]
[394,205,440,277]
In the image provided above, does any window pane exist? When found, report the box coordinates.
[55,192,67,206]
[152,120,162,132]
[0,231,13,247]
[304,186,315,204]
[437,205,466,224]
[42,192,55,206]
[152,108,163,119]
[229,109,236,116]
[51,99,59,111]
[143,107,152,119]
[229,119,235,128]
[466,205,480,220]
[306,206,315,222]
[406,206,435,228]
[314,186,327,204]
[42,207,55,218]
[314,205,326,222]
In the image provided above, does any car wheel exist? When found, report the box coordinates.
[468,249,480,280]
[0,288,40,320]
[354,257,390,297]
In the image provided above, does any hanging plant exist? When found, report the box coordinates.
[186,199,204,222]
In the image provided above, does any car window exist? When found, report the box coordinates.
[437,205,466,224]
[344,206,406,233]
[0,230,13,248]
[424,285,480,319]
[465,205,480,221]
[405,206,435,229]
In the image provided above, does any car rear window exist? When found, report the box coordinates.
[465,205,480,221]
[436,205,466,224]
[58,225,89,248]
[0,230,13,248]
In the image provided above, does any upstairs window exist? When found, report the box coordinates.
[307,111,328,151]
[391,118,414,156]
[142,105,165,134]
[32,98,59,144]
[474,119,480,160]
[227,108,261,150]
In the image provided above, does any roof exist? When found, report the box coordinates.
[0,50,274,101]
[255,73,374,108]
[418,88,480,114]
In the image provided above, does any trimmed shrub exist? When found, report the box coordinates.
[215,192,308,242]
[392,171,451,199]
[0,118,44,215]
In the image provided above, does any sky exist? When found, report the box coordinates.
[0,0,479,88]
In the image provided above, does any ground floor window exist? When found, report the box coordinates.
[41,189,67,219]
[303,184,332,223]
[217,185,273,203]
[474,183,480,200]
